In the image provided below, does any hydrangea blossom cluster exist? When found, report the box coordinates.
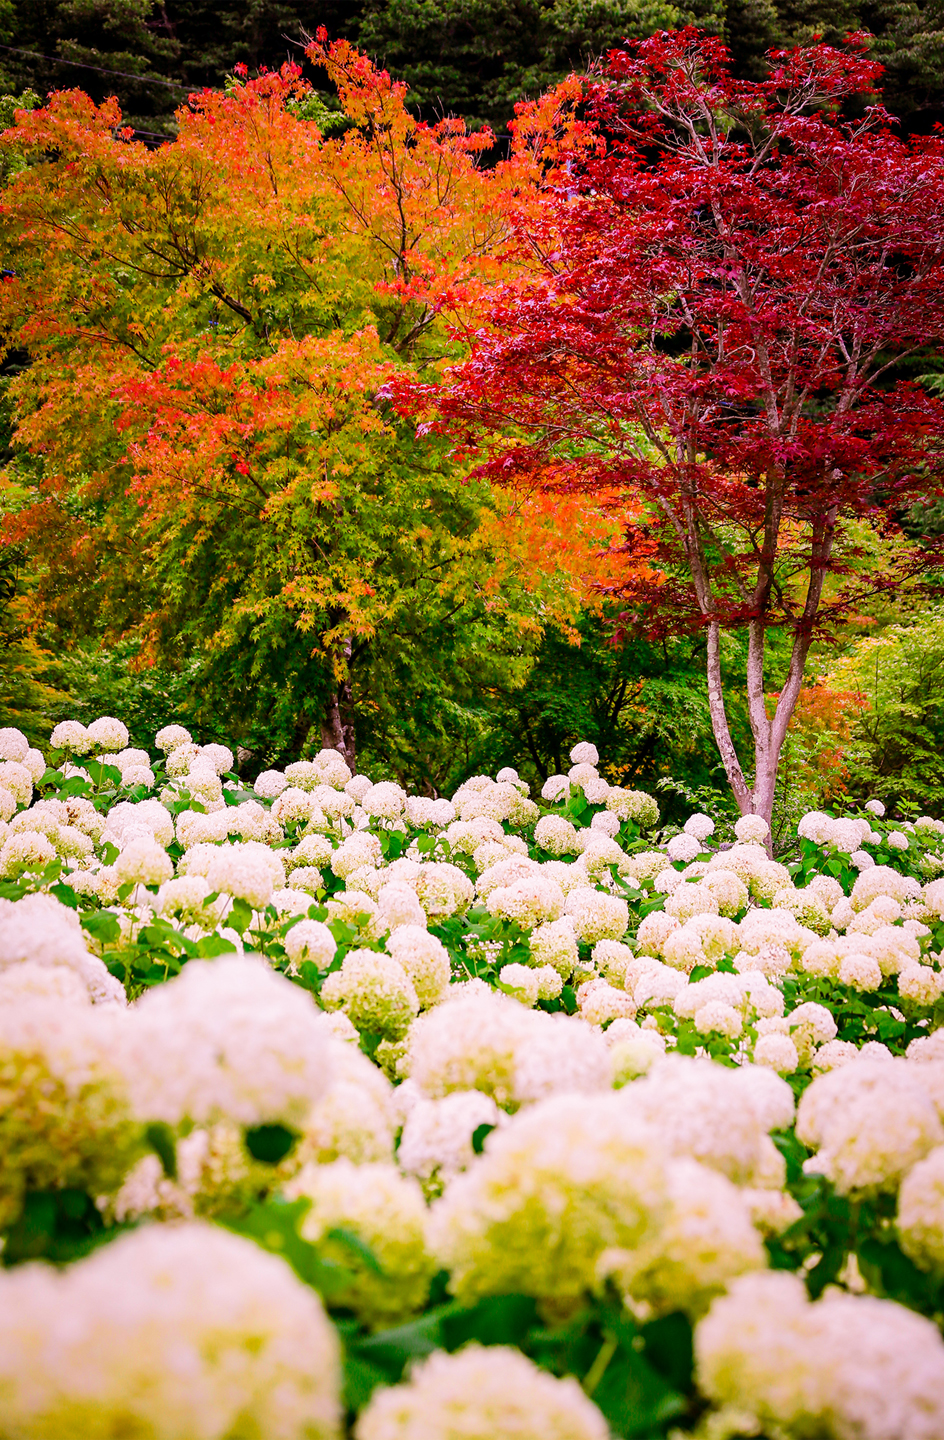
[3,720,944,1436]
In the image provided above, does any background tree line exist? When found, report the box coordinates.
[2,0,944,139]
[2,20,944,828]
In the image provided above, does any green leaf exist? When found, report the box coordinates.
[327,1226,384,1275]
[2,1189,117,1267]
[592,1344,686,1438]
[145,1121,178,1179]
[244,1123,298,1164]
[195,933,239,958]
[441,1293,540,1350]
[228,896,253,934]
[218,1199,358,1298]
[342,1353,391,1411]
[639,1311,694,1392]
[49,881,80,909]
[352,1309,451,1379]
[80,910,121,945]
[471,1122,496,1155]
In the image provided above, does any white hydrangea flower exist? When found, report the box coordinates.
[754,1031,799,1073]
[897,1146,944,1271]
[635,910,680,958]
[612,1157,765,1317]
[534,813,580,855]
[533,964,563,999]
[577,834,632,880]
[836,950,880,990]
[888,830,910,851]
[406,988,610,1109]
[330,831,382,879]
[104,798,175,849]
[429,1092,668,1306]
[362,781,407,822]
[696,1269,944,1440]
[114,837,173,887]
[377,882,427,932]
[320,949,419,1040]
[540,774,570,803]
[569,741,599,766]
[734,814,769,844]
[619,1055,792,1185]
[0,829,54,875]
[120,764,156,789]
[286,1159,436,1329]
[311,748,352,788]
[196,742,234,774]
[812,1038,860,1071]
[797,1059,944,1195]
[0,760,32,807]
[694,1000,743,1038]
[206,841,283,908]
[899,965,944,1006]
[683,812,715,841]
[355,1343,609,1440]
[412,862,474,918]
[633,961,686,1009]
[284,919,337,969]
[253,769,287,798]
[296,1032,396,1167]
[476,856,540,899]
[487,875,565,927]
[581,776,611,804]
[786,1001,837,1051]
[398,1090,502,1185]
[386,925,451,1008]
[528,917,579,978]
[20,745,43,783]
[661,925,710,974]
[0,893,124,1003]
[121,956,333,1128]
[852,864,921,912]
[606,787,659,827]
[498,962,538,1005]
[154,723,192,751]
[0,1222,340,1439]
[50,719,94,753]
[86,715,129,751]
[0,726,28,763]
[564,886,628,943]
[663,882,719,921]
[577,978,636,1025]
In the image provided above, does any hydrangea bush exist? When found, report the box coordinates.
[3,717,944,1437]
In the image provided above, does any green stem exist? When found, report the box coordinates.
[583,1334,618,1399]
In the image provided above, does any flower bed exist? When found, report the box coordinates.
[2,718,944,1437]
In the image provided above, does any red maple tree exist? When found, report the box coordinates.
[418,31,944,822]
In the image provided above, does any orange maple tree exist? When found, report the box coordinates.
[0,39,617,765]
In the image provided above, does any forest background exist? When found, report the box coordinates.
[2,0,944,835]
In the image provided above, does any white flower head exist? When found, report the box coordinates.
[684,813,715,842]
[86,716,129,752]
[735,814,770,844]
[570,741,600,767]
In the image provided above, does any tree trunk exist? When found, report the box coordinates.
[321,677,356,771]
[321,632,357,770]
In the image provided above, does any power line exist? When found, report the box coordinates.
[0,42,192,93]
